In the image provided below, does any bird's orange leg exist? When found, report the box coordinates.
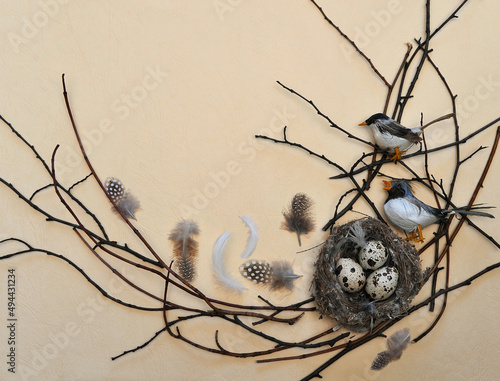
[415,224,425,243]
[404,225,425,243]
[390,147,408,162]
[404,232,418,241]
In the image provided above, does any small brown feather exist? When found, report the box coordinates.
[282,193,315,246]
[168,220,200,282]
[371,328,411,370]
[386,328,411,358]
[269,260,302,290]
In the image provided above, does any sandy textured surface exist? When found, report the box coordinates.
[1,1,499,380]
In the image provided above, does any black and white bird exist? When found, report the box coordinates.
[359,113,454,161]
[383,180,494,242]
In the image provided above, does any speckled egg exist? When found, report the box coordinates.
[359,240,388,270]
[335,258,366,293]
[365,266,399,301]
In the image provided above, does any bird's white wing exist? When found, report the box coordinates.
[384,198,438,232]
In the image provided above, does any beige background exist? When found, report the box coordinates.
[1,1,500,380]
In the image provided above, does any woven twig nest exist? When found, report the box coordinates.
[313,217,426,332]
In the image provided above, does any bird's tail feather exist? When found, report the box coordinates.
[446,204,495,218]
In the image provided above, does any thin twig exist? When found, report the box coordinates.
[308,0,390,87]
[276,81,376,147]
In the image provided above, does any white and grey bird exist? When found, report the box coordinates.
[359,113,454,161]
[383,180,494,242]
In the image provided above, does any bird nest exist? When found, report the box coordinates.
[313,217,426,332]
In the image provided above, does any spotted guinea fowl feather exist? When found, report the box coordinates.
[104,177,141,220]
[239,259,302,291]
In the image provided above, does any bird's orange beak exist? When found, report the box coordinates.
[383,180,391,191]
[358,121,367,126]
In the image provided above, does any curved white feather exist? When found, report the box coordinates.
[240,215,259,258]
[212,232,246,293]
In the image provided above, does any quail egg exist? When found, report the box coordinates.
[335,258,366,293]
[365,266,399,301]
[359,240,388,270]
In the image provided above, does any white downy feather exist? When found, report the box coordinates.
[212,232,247,293]
[347,221,367,248]
[240,215,259,258]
